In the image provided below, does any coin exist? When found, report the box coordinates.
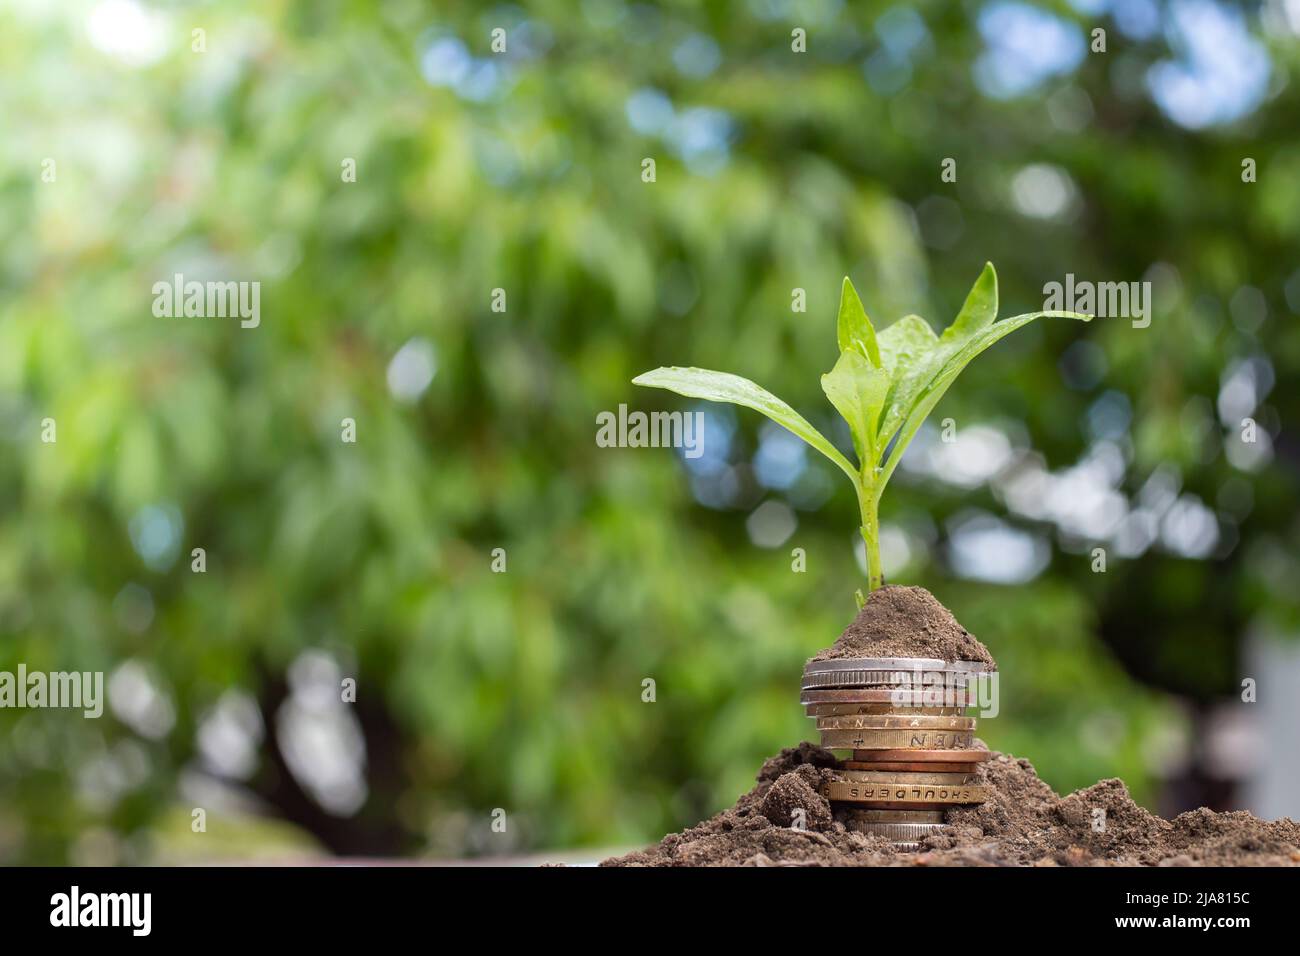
[822,780,990,805]
[802,658,987,686]
[800,669,974,690]
[844,760,987,772]
[947,661,992,675]
[819,729,974,750]
[879,687,982,707]
[802,689,917,703]
[803,703,967,717]
[842,808,945,823]
[837,770,979,785]
[847,748,989,763]
[800,687,979,707]
[804,657,949,672]
[855,823,947,844]
[815,714,976,732]
[800,688,976,705]
[825,775,989,801]
[847,816,951,848]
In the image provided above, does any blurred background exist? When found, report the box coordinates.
[1,0,1298,864]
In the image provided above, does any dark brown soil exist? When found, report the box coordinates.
[602,743,1300,867]
[811,586,996,668]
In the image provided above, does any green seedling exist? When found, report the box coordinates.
[634,263,1091,606]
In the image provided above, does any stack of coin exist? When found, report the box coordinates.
[801,657,991,849]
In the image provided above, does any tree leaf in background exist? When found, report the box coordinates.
[633,366,858,481]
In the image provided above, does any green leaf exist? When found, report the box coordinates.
[875,344,954,458]
[836,277,881,368]
[820,349,890,472]
[877,314,938,379]
[873,264,996,457]
[632,366,858,481]
[875,309,1093,494]
[941,262,999,344]
[874,314,939,460]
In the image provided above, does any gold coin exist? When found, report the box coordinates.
[819,728,974,750]
[822,780,990,805]
[816,714,976,732]
[837,770,979,786]
[849,748,989,764]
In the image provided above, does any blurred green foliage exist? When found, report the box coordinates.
[1,0,1297,862]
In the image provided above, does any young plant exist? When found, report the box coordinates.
[633,263,1091,605]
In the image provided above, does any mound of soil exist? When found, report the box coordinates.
[605,743,1300,868]
[602,743,1300,867]
[607,588,1295,866]
[811,586,996,668]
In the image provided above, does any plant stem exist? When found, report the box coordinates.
[858,482,883,593]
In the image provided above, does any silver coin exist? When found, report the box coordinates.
[804,657,948,673]
[799,687,979,706]
[800,669,974,690]
[802,659,986,692]
[860,822,947,840]
[945,660,992,674]
[804,657,988,676]
[847,820,947,849]
[842,808,945,823]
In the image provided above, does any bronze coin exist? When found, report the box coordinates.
[816,714,976,732]
[837,770,979,786]
[844,760,988,773]
[820,729,975,750]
